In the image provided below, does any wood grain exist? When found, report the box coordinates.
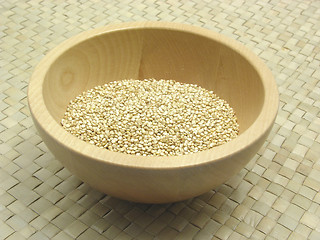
[28,22,278,203]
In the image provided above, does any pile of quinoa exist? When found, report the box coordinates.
[61,79,239,156]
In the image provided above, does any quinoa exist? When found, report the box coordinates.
[61,79,239,156]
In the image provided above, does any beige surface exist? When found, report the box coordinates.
[1,0,320,239]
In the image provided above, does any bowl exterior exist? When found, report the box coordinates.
[31,113,272,203]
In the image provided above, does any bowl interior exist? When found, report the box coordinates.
[43,27,264,134]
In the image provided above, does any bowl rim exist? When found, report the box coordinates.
[28,21,279,169]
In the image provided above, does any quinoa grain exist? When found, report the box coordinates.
[61,79,239,156]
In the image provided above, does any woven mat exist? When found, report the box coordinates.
[1,0,320,239]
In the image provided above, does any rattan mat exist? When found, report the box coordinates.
[1,0,320,239]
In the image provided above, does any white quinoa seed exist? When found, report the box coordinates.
[61,79,239,156]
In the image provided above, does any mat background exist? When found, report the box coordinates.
[0,0,320,239]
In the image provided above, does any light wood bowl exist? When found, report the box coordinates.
[28,22,278,203]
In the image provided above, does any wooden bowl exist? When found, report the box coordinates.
[28,22,278,203]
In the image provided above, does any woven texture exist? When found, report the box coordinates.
[1,0,320,239]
